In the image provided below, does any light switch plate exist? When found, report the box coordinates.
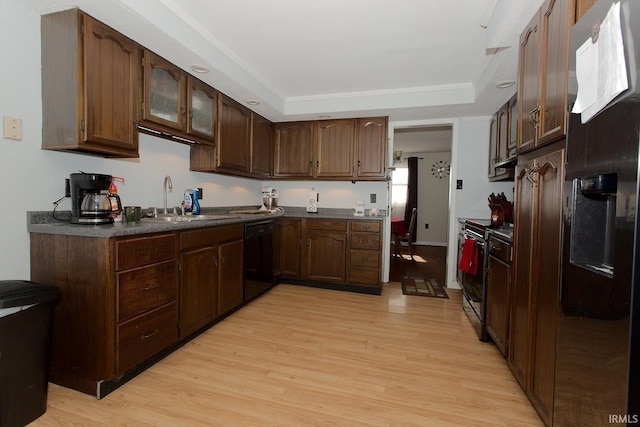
[3,116,22,140]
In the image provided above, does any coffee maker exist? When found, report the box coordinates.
[69,173,117,224]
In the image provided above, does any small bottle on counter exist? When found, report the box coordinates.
[192,189,200,215]
[184,189,193,215]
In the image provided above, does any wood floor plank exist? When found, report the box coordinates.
[30,283,542,426]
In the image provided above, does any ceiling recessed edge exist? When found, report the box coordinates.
[284,84,475,116]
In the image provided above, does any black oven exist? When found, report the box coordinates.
[460,220,490,341]
[244,220,275,302]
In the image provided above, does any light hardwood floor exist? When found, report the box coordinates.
[30,283,542,426]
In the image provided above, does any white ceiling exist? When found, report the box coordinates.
[20,0,543,122]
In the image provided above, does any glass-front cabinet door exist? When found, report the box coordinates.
[187,77,216,144]
[143,50,187,132]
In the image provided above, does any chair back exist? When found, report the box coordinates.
[407,207,417,239]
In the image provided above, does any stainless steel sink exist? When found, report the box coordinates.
[144,214,239,222]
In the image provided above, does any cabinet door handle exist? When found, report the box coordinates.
[140,329,159,340]
[141,283,159,291]
[528,107,540,127]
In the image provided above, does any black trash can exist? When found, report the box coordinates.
[0,280,60,427]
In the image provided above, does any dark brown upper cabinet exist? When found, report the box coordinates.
[187,78,217,144]
[41,9,140,157]
[518,0,575,154]
[488,98,515,182]
[272,117,387,181]
[190,101,271,178]
[355,117,388,180]
[141,50,216,145]
[575,0,597,20]
[315,119,356,179]
[273,122,315,178]
[251,113,273,177]
[142,50,188,133]
[216,95,252,174]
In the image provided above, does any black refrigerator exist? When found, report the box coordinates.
[555,0,640,425]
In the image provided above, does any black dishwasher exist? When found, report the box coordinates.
[244,220,275,302]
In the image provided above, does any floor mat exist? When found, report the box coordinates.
[401,276,449,299]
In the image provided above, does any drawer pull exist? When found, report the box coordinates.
[141,283,160,291]
[140,329,159,340]
[491,245,502,252]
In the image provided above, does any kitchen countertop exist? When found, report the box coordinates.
[488,224,514,243]
[28,206,385,238]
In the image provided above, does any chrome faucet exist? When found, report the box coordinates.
[163,175,173,214]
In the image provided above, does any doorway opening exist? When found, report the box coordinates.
[388,124,453,288]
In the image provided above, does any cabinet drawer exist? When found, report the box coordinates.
[351,233,381,250]
[489,236,512,263]
[116,303,177,374]
[116,234,175,271]
[117,260,176,322]
[305,219,348,232]
[351,221,381,233]
[350,249,379,268]
[349,267,380,286]
[180,224,243,250]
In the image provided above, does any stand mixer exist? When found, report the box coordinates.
[260,187,279,211]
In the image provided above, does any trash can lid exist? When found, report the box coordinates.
[0,280,60,308]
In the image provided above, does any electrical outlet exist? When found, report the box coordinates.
[3,116,22,140]
[425,223,429,229]
[370,193,376,203]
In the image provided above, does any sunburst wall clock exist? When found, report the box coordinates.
[431,160,450,179]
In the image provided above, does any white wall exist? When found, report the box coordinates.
[262,180,388,213]
[415,152,451,244]
[455,118,515,218]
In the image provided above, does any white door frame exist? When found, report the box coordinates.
[383,118,460,289]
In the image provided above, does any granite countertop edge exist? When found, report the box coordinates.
[28,206,385,238]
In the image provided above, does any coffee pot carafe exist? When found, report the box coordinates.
[80,193,121,215]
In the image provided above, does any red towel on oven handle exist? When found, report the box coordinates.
[458,238,479,275]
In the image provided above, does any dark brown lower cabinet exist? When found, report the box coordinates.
[510,141,565,426]
[179,225,244,338]
[304,219,348,283]
[486,236,512,357]
[349,221,382,288]
[29,232,178,398]
[217,239,244,316]
[277,219,302,279]
[179,246,218,338]
[275,218,382,292]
